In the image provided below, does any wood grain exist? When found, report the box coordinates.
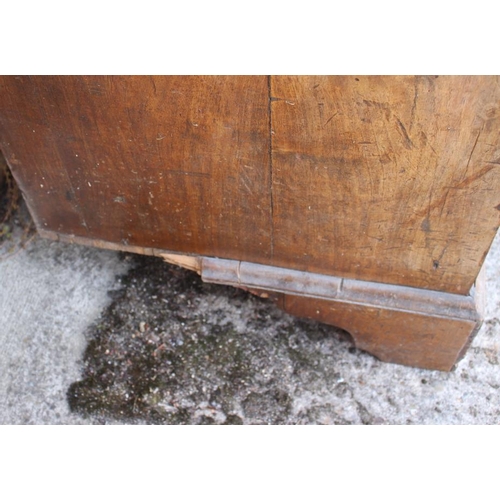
[1,75,499,298]
[0,76,272,261]
[270,76,500,293]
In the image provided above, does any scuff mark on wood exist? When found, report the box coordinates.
[324,112,338,127]
[395,117,414,150]
[421,218,431,232]
[410,78,419,130]
[462,127,483,181]
[163,170,211,178]
[362,99,390,110]
[270,96,289,103]
[413,164,496,219]
[455,164,495,189]
[419,131,438,156]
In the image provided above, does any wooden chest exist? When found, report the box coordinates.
[1,76,499,370]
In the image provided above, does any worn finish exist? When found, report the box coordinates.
[1,75,499,370]
[271,76,500,293]
[1,76,499,294]
[0,76,272,261]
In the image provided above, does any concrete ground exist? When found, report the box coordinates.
[1,202,499,424]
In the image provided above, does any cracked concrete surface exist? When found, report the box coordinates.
[0,215,499,424]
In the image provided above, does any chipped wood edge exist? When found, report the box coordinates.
[159,253,201,274]
[38,230,203,272]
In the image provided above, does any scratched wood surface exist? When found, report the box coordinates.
[0,76,272,260]
[271,76,500,293]
[1,76,499,295]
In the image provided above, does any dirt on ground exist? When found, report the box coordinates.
[67,254,358,424]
